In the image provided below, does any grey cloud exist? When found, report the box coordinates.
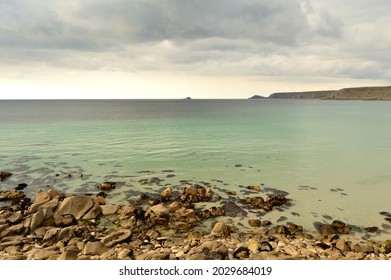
[1,0,390,85]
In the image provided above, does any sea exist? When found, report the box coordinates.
[1,99,391,241]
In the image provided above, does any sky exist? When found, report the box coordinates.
[1,0,390,99]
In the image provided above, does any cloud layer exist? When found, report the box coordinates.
[1,0,390,97]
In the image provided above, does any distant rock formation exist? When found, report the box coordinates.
[268,86,391,100]
[248,95,267,99]
[185,97,192,100]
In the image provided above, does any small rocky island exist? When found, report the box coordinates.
[250,86,391,100]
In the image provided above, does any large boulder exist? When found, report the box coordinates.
[54,196,101,220]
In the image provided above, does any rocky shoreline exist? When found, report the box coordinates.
[1,172,391,260]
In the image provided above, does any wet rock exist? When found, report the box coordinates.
[146,203,169,224]
[247,185,261,192]
[211,221,230,238]
[275,225,288,235]
[384,243,391,254]
[196,209,211,220]
[0,171,13,181]
[287,223,303,235]
[209,206,225,217]
[186,241,228,260]
[97,182,116,191]
[168,201,182,213]
[233,247,250,259]
[0,190,26,202]
[179,186,212,203]
[54,196,101,220]
[364,227,379,233]
[331,220,351,234]
[160,187,172,201]
[222,201,247,217]
[318,224,337,237]
[171,221,193,232]
[15,183,28,191]
[248,219,261,227]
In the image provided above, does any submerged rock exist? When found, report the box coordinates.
[97,182,116,191]
[15,183,28,191]
[0,190,26,201]
[0,171,13,181]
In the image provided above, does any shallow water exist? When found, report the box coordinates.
[1,99,391,240]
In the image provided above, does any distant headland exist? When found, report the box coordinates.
[249,86,391,100]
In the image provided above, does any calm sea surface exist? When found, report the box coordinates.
[1,99,391,240]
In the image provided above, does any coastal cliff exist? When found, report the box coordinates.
[251,86,391,100]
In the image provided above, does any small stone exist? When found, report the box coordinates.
[160,187,172,200]
[15,183,28,190]
[54,214,77,227]
[247,185,261,191]
[97,182,116,191]
[248,242,260,253]
[319,224,337,237]
[260,241,273,252]
[233,247,250,259]
[211,221,230,238]
[352,244,374,254]
[100,204,119,216]
[283,245,299,257]
[248,219,261,227]
[5,246,22,255]
[364,226,379,233]
[336,238,351,252]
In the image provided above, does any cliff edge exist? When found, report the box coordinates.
[267,86,391,100]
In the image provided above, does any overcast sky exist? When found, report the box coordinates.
[1,0,390,99]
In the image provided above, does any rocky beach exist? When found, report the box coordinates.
[1,171,390,260]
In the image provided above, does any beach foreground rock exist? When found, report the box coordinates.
[0,188,390,260]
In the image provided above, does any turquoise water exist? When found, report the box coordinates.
[1,99,391,240]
